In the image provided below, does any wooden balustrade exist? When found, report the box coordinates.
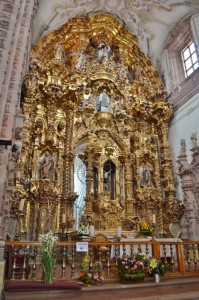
[4,240,199,282]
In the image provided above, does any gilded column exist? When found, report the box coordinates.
[124,154,135,216]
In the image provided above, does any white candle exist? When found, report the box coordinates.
[62,213,66,223]
[117,226,122,238]
[89,225,95,237]
[19,199,25,211]
[152,214,156,224]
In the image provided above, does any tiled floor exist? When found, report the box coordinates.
[4,277,199,300]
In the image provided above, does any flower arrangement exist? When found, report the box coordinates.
[39,230,58,284]
[78,222,90,236]
[78,215,91,236]
[144,256,170,276]
[79,257,104,285]
[79,256,92,285]
[117,255,145,281]
[92,262,104,285]
[139,220,155,236]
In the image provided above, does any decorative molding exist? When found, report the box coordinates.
[168,68,199,111]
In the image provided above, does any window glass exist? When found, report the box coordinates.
[182,41,199,78]
[192,53,197,63]
[187,68,193,76]
[183,48,190,60]
[185,58,191,69]
[190,43,195,54]
[194,62,198,70]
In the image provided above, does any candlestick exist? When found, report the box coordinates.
[19,199,25,211]
[117,226,122,238]
[17,171,21,180]
[89,225,95,237]
[152,214,156,224]
[62,213,66,224]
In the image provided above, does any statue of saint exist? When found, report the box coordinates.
[38,151,54,180]
[96,89,111,112]
[75,50,86,71]
[36,207,51,238]
[103,169,111,192]
[97,43,111,63]
[140,165,153,188]
[54,42,66,64]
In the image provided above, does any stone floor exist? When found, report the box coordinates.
[4,276,199,300]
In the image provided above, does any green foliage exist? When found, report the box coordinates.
[39,230,58,284]
[117,255,145,280]
[144,256,171,276]
[79,257,104,285]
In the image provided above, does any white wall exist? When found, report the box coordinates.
[169,93,199,199]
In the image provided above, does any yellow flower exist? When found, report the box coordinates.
[150,259,157,269]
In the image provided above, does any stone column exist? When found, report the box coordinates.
[0,241,5,299]
[0,0,39,238]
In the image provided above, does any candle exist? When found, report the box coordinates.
[152,214,156,224]
[147,37,151,53]
[62,213,66,224]
[19,199,25,211]
[89,225,95,237]
[117,226,122,238]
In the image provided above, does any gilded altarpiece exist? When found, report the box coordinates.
[12,14,184,240]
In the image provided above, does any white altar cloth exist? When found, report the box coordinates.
[111,237,182,258]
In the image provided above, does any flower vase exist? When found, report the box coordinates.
[154,273,161,283]
[42,256,55,284]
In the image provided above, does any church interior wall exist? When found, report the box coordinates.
[161,11,199,205]
[168,93,199,199]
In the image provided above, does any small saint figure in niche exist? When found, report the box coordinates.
[38,151,54,180]
[140,164,154,188]
[103,161,116,199]
[96,89,111,112]
[36,207,51,238]
[75,50,87,71]
[104,169,111,192]
[97,42,111,63]
[54,42,66,64]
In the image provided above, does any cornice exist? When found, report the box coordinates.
[168,68,199,111]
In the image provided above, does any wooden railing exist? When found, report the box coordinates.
[4,239,199,282]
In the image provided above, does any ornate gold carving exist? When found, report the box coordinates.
[13,14,183,240]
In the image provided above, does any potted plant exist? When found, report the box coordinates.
[139,220,155,236]
[117,255,145,282]
[92,262,104,285]
[79,258,104,286]
[144,256,170,282]
[79,256,92,286]
[39,230,58,284]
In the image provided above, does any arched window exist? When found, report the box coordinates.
[182,41,199,78]
[161,13,199,96]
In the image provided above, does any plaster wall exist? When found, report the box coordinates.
[169,93,199,200]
